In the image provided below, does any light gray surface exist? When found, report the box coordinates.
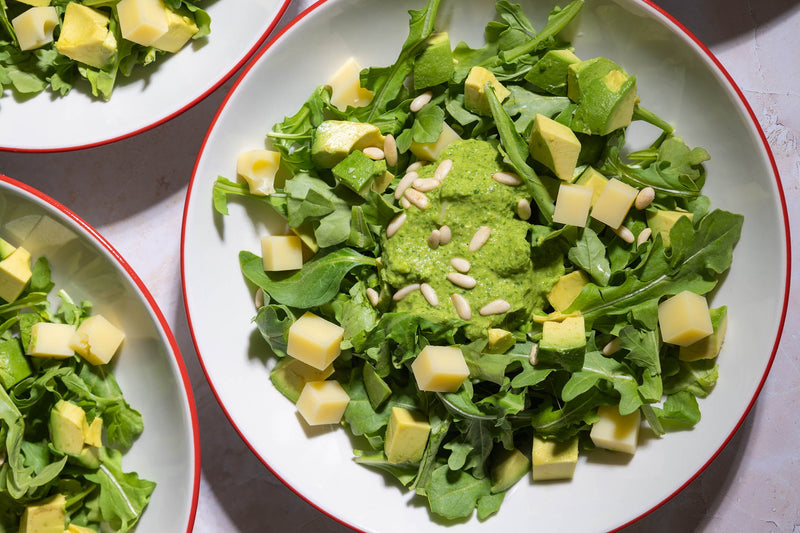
[1,1,798,531]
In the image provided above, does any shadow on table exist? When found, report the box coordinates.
[652,0,800,45]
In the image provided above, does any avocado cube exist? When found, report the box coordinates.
[525,49,580,96]
[69,445,101,469]
[0,238,15,259]
[152,7,199,53]
[528,114,582,181]
[547,270,588,313]
[464,66,511,116]
[414,32,454,90]
[0,246,32,303]
[384,407,431,464]
[646,209,693,246]
[55,3,117,69]
[332,150,387,195]
[0,338,32,389]
[409,122,461,161]
[679,306,728,361]
[363,363,392,410]
[574,166,608,206]
[537,315,586,372]
[311,120,384,168]
[18,494,66,533]
[83,417,103,447]
[486,328,515,354]
[67,523,98,533]
[50,400,87,455]
[116,0,169,47]
[567,57,621,103]
[270,356,335,403]
[531,436,578,481]
[490,447,531,493]
[571,72,637,135]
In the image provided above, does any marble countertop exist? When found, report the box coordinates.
[2,0,798,531]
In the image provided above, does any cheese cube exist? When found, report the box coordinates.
[237,149,282,196]
[11,7,59,51]
[261,235,303,272]
[295,380,349,425]
[409,122,461,161]
[384,407,431,464]
[286,312,344,370]
[679,306,728,361]
[410,345,469,392]
[658,290,714,346]
[17,0,51,6]
[0,246,32,303]
[151,7,198,53]
[575,166,608,206]
[117,0,168,46]
[590,405,640,454]
[327,58,373,111]
[547,270,588,312]
[590,178,638,229]
[531,436,579,481]
[553,183,593,227]
[54,3,117,69]
[28,323,76,359]
[69,314,126,365]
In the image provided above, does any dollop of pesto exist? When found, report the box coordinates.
[381,139,563,339]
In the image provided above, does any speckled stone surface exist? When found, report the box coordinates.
[1,1,798,531]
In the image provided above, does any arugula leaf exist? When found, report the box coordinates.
[426,464,493,520]
[567,227,611,286]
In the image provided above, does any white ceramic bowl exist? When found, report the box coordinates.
[0,175,200,532]
[182,0,790,531]
[0,0,290,152]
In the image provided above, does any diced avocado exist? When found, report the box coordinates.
[574,166,608,206]
[372,170,394,194]
[0,237,15,259]
[270,357,334,403]
[490,447,530,493]
[486,328,515,354]
[531,435,579,481]
[0,246,32,303]
[464,66,510,116]
[525,49,580,96]
[55,3,117,69]
[83,416,103,447]
[384,407,430,464]
[362,363,391,410]
[311,120,384,169]
[528,113,582,181]
[69,445,101,469]
[0,337,32,389]
[290,220,319,254]
[537,315,586,372]
[152,7,199,53]
[547,270,588,313]
[567,57,637,135]
[567,57,620,102]
[646,209,693,246]
[409,121,461,161]
[67,524,98,533]
[50,400,87,455]
[679,306,728,361]
[413,32,454,90]
[332,150,388,195]
[17,0,50,6]
[18,494,66,533]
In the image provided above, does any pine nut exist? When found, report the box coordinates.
[413,177,440,192]
[410,91,433,112]
[394,171,418,199]
[383,134,398,167]
[516,198,532,220]
[400,197,411,209]
[635,186,655,210]
[393,283,420,301]
[602,338,622,356]
[404,188,430,209]
[428,229,441,249]
[254,288,264,309]
[529,343,538,365]
[469,226,491,252]
[451,294,472,320]
[363,146,384,160]
[386,213,407,238]
[614,225,635,244]
[420,283,439,306]
[450,257,471,273]
[447,272,477,289]
[492,171,522,186]
[438,225,452,245]
[407,161,425,173]
[479,299,511,316]
[637,227,652,247]
[366,287,380,307]
[434,158,453,182]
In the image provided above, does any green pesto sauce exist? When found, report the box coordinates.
[381,139,564,339]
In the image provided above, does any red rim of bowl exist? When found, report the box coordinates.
[181,0,791,531]
[0,0,291,154]
[0,173,202,533]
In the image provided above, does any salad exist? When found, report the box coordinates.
[0,0,210,100]
[0,237,154,532]
[213,0,743,521]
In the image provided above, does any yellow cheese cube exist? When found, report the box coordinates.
[464,66,511,116]
[589,178,638,229]
[295,380,349,426]
[116,0,168,46]
[261,235,303,272]
[28,323,76,359]
[384,407,431,464]
[575,166,608,206]
[151,7,198,53]
[658,290,714,346]
[590,405,640,454]
[0,246,32,303]
[19,494,66,533]
[647,209,693,247]
[83,416,103,447]
[11,7,59,51]
[410,345,469,392]
[528,114,582,181]
[531,435,579,481]
[553,183,593,227]
[286,312,344,370]
[237,149,282,196]
[679,307,728,361]
[409,122,461,161]
[69,314,125,365]
[547,270,588,312]
[55,3,116,69]
[327,58,373,111]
